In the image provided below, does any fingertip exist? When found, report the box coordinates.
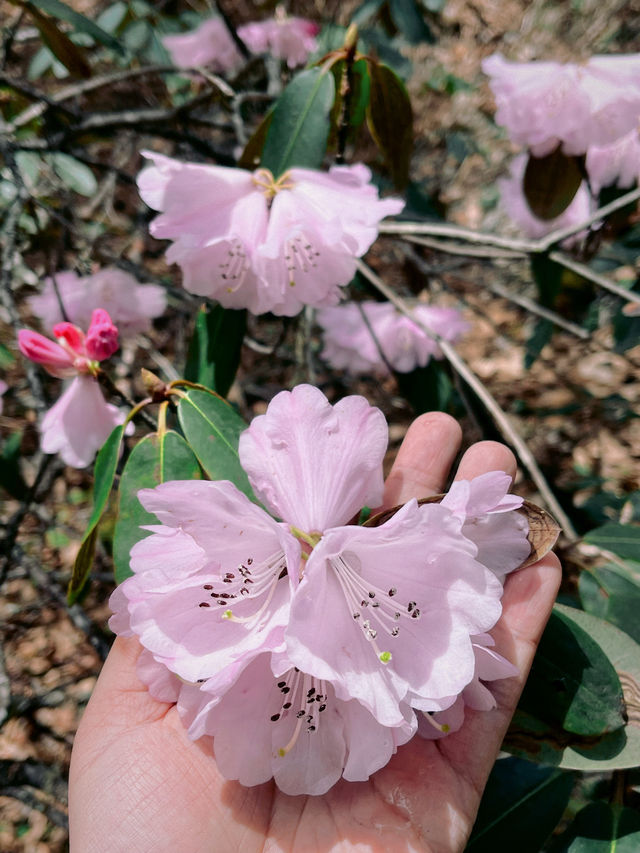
[455,440,517,483]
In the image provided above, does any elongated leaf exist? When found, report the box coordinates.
[523,147,585,220]
[67,423,126,602]
[23,3,91,78]
[584,523,640,562]
[553,802,640,853]
[24,0,125,54]
[113,431,201,584]
[177,390,254,499]
[260,68,335,176]
[504,604,640,771]
[388,0,433,44]
[467,757,574,853]
[518,609,625,736]
[50,153,97,196]
[238,110,274,170]
[366,60,413,187]
[580,566,640,643]
[184,304,246,398]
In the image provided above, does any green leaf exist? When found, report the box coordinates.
[504,604,640,771]
[67,423,126,603]
[388,0,433,44]
[584,523,640,562]
[22,2,91,78]
[395,360,453,414]
[0,342,16,369]
[329,58,371,145]
[238,109,274,170]
[113,431,201,584]
[523,147,585,220]
[260,68,336,177]
[366,60,413,188]
[530,253,565,308]
[184,304,246,398]
[553,802,640,853]
[25,0,125,54]
[524,318,554,369]
[466,757,575,853]
[580,566,640,644]
[49,153,97,196]
[0,431,28,500]
[518,609,625,736]
[177,390,254,499]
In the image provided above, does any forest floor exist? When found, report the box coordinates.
[0,0,639,849]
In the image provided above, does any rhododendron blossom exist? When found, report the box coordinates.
[586,129,640,195]
[317,300,468,375]
[137,153,404,316]
[109,385,530,794]
[239,14,319,68]
[28,267,167,335]
[162,17,242,73]
[498,154,593,245]
[18,311,128,468]
[483,52,640,156]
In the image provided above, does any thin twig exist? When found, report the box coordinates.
[401,233,526,260]
[549,251,640,305]
[356,260,579,541]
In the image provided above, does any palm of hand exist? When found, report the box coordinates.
[69,415,560,853]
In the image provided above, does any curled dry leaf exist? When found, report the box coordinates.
[364,496,561,569]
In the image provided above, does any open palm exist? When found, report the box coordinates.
[69,412,561,853]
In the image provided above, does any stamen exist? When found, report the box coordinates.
[422,711,451,734]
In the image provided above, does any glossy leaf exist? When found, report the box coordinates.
[260,68,335,177]
[177,390,254,499]
[553,802,640,853]
[504,604,640,771]
[24,0,125,53]
[238,110,274,170]
[523,147,585,221]
[113,430,201,584]
[67,423,126,603]
[388,0,433,44]
[184,304,246,398]
[366,60,413,187]
[580,566,640,643]
[49,153,98,197]
[518,609,625,736]
[584,523,640,563]
[467,757,574,853]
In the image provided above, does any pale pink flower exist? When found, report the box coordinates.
[162,17,242,72]
[483,52,640,156]
[19,311,127,467]
[28,268,167,336]
[40,375,128,468]
[586,129,640,195]
[137,153,404,316]
[317,300,468,375]
[418,633,519,740]
[498,154,593,245]
[109,385,528,793]
[238,14,319,69]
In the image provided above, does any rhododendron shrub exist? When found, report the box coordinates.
[137,154,403,316]
[18,311,129,467]
[109,386,530,794]
[317,300,468,374]
[28,268,167,336]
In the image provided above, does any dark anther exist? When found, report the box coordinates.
[368,591,375,598]
[307,687,315,697]
[271,713,280,722]
[319,704,326,712]
[297,710,305,718]
[308,725,316,732]
[283,702,292,710]
[247,558,253,565]
[277,681,286,688]
[388,588,397,597]
[198,602,210,608]
[203,584,213,590]
[411,608,421,619]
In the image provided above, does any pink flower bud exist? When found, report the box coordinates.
[18,329,75,378]
[53,322,85,355]
[85,308,119,361]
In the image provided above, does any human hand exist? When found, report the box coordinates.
[69,412,561,853]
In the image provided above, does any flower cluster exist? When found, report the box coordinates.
[138,154,403,316]
[317,300,468,375]
[28,267,167,337]
[484,52,640,235]
[162,11,319,73]
[18,310,129,468]
[109,385,530,794]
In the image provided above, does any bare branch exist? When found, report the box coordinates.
[549,251,640,305]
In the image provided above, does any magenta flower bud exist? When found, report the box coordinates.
[85,309,119,361]
[18,329,75,378]
[53,321,85,355]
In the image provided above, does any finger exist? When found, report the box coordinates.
[454,440,517,483]
[383,412,462,508]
